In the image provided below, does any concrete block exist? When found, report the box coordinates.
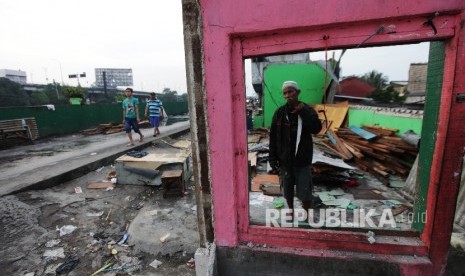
[195,243,217,276]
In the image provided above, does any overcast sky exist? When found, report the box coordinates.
[1,1,429,95]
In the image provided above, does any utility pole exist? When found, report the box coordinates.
[43,67,49,83]
[103,71,108,97]
[50,58,64,85]
[53,79,60,99]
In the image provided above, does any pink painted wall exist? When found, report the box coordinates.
[199,0,465,274]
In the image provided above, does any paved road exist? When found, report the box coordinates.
[0,121,190,196]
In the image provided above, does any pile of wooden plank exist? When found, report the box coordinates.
[81,123,124,135]
[81,121,153,135]
[318,125,418,185]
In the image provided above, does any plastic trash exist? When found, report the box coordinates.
[366,231,376,244]
[58,225,77,236]
[186,258,195,269]
[149,259,163,269]
[43,248,65,261]
[160,233,170,243]
[117,231,129,245]
[45,239,61,247]
[274,199,285,209]
[56,255,79,275]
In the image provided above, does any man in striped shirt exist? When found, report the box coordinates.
[145,92,164,137]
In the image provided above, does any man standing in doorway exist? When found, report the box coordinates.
[269,81,322,221]
[123,88,144,146]
[145,92,164,137]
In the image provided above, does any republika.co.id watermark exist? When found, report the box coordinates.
[265,208,427,228]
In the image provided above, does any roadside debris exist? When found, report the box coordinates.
[91,260,114,276]
[117,231,129,245]
[81,121,152,136]
[186,257,195,269]
[322,125,418,185]
[2,132,197,275]
[87,181,115,189]
[160,233,170,243]
[43,247,65,261]
[105,208,112,221]
[45,239,61,248]
[126,150,148,158]
[56,255,80,275]
[366,231,376,244]
[57,225,77,236]
[86,211,104,217]
[149,259,163,269]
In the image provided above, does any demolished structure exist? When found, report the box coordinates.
[182,0,465,275]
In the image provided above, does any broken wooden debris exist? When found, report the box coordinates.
[81,120,152,135]
[161,169,184,198]
[81,123,124,135]
[317,124,418,184]
[248,152,257,167]
[312,101,350,131]
[248,134,262,144]
[327,130,353,160]
[248,142,269,152]
[260,184,282,196]
[251,174,279,192]
[363,125,398,136]
[87,181,116,189]
[348,125,377,140]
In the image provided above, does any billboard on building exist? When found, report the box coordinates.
[95,68,133,88]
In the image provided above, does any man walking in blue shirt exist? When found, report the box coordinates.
[123,88,144,146]
[145,92,164,137]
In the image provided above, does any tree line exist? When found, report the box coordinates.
[0,77,188,107]
[360,70,406,104]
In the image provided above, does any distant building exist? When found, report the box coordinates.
[390,81,408,96]
[405,63,428,104]
[337,76,376,98]
[94,68,133,88]
[0,69,27,84]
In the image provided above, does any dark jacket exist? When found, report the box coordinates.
[269,102,322,168]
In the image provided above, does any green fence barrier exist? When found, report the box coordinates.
[348,109,423,136]
[0,101,188,137]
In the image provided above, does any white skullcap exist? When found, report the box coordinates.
[282,81,300,91]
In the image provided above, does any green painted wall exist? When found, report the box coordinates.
[252,115,264,129]
[348,109,423,136]
[262,63,327,127]
[413,41,444,232]
[254,107,423,134]
[0,101,188,137]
